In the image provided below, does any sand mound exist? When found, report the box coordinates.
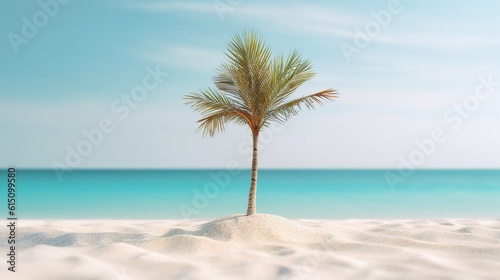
[164,214,333,244]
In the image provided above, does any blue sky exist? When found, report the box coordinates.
[1,0,500,169]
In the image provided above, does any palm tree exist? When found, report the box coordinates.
[185,31,337,216]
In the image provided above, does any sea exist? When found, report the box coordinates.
[2,169,500,220]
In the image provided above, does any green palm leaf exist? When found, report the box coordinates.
[266,89,338,124]
[185,87,250,136]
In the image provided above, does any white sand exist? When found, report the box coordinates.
[2,214,500,280]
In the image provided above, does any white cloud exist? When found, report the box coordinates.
[129,1,500,52]
[225,3,365,40]
[128,1,362,36]
[372,32,500,51]
[241,3,500,52]
[235,3,362,25]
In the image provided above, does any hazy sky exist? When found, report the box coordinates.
[1,0,500,169]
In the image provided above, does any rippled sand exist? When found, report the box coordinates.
[2,215,500,280]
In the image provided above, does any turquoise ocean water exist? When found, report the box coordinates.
[2,169,500,219]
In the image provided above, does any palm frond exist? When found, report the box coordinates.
[224,30,273,116]
[266,89,338,124]
[196,111,247,137]
[213,63,250,110]
[184,87,250,136]
[269,50,315,107]
[184,87,234,114]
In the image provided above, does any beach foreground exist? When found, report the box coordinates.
[2,215,500,280]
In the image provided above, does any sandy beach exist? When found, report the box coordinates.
[2,214,500,280]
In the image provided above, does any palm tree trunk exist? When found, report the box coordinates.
[246,133,259,215]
